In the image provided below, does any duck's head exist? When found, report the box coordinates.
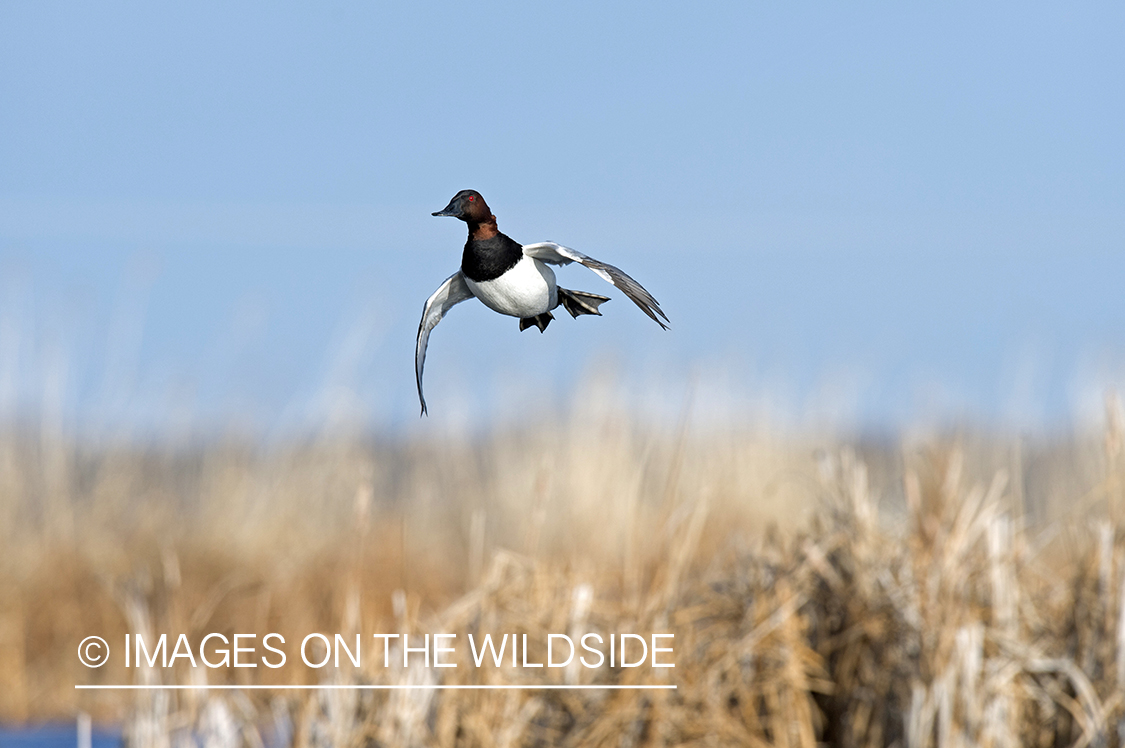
[432,190,493,224]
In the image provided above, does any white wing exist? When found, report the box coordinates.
[416,271,474,415]
[522,242,669,329]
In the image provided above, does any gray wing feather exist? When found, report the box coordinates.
[416,271,474,415]
[522,242,669,329]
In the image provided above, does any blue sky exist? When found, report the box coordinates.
[1,2,1123,432]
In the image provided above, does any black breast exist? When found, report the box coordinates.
[461,233,524,283]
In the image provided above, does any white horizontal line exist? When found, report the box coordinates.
[76,684,676,690]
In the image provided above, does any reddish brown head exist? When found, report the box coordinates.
[432,190,494,225]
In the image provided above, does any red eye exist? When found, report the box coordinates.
[468,196,475,201]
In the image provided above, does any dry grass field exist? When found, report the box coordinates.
[2,393,1125,747]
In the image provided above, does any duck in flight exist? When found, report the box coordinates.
[416,189,669,415]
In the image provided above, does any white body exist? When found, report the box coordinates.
[416,239,668,414]
[464,255,558,318]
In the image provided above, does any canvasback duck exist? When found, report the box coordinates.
[416,189,669,415]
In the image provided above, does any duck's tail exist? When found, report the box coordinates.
[557,288,611,319]
[519,290,611,333]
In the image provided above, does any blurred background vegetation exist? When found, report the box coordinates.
[3,388,1125,746]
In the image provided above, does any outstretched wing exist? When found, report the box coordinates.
[522,242,669,329]
[416,271,474,415]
